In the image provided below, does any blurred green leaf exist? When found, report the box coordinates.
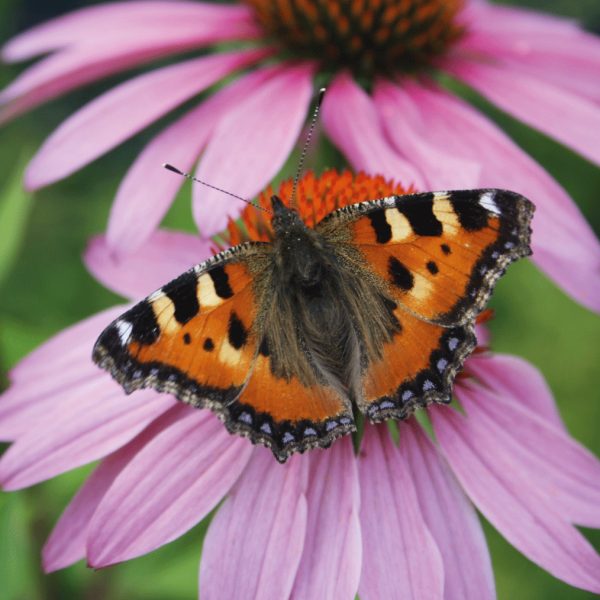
[0,165,33,286]
[0,494,41,600]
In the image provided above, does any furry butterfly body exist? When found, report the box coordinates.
[93,189,533,462]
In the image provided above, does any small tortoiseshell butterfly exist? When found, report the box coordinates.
[93,185,533,462]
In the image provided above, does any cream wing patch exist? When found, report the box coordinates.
[385,208,413,242]
[149,292,180,335]
[432,193,461,234]
[197,273,224,308]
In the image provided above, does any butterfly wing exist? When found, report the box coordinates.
[93,241,354,462]
[317,188,534,419]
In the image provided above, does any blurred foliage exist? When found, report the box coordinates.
[0,1,599,599]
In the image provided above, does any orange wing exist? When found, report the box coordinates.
[318,188,533,418]
[338,189,533,325]
[359,305,475,421]
[93,242,353,463]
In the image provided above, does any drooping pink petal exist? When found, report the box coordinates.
[373,80,481,189]
[291,439,361,600]
[322,72,424,188]
[456,382,600,528]
[448,60,600,167]
[88,407,252,567]
[0,307,126,440]
[0,371,111,442]
[0,5,260,121]
[0,388,175,490]
[106,66,275,256]
[458,1,580,37]
[2,2,258,62]
[23,49,267,190]
[467,353,565,430]
[358,425,444,600]
[400,421,495,600]
[431,405,600,593]
[394,82,600,312]
[9,306,122,384]
[85,231,212,301]
[43,403,189,572]
[193,62,316,237]
[457,14,600,102]
[199,449,308,600]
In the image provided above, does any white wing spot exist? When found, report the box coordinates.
[115,320,133,345]
[479,191,501,215]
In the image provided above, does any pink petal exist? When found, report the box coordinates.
[43,403,188,572]
[291,439,361,600]
[84,231,213,301]
[458,17,600,102]
[373,81,481,189]
[2,2,258,62]
[9,306,122,384]
[0,388,175,490]
[106,66,274,256]
[87,407,252,567]
[398,82,600,312]
[459,1,580,37]
[322,72,424,188]
[457,382,600,529]
[474,323,490,348]
[0,6,259,121]
[358,425,444,600]
[0,307,126,439]
[199,449,308,599]
[400,421,495,600]
[448,60,600,167]
[431,405,600,592]
[24,49,267,190]
[467,353,565,430]
[193,62,316,237]
[0,370,112,442]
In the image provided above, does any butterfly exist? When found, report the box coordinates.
[93,188,534,462]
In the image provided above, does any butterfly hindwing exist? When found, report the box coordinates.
[93,241,354,462]
[318,188,533,419]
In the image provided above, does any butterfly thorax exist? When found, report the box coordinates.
[270,195,333,290]
[267,196,366,399]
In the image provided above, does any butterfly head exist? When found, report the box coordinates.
[270,195,331,289]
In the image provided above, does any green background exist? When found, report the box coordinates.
[0,0,599,598]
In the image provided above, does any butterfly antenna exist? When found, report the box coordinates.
[162,163,272,215]
[290,87,326,209]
